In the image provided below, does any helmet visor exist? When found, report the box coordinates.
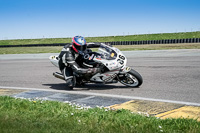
[73,43,87,52]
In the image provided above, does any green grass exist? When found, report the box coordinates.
[0,31,200,54]
[0,43,200,54]
[0,46,63,54]
[0,96,199,133]
[0,31,200,46]
[0,38,72,46]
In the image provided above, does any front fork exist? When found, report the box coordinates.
[116,66,132,80]
[120,66,132,74]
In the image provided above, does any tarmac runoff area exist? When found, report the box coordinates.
[1,87,200,121]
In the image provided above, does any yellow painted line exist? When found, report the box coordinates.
[0,89,10,95]
[110,100,200,121]
[110,100,137,111]
[109,100,183,115]
[0,88,26,96]
[156,106,200,121]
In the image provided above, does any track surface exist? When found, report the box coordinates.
[0,49,200,104]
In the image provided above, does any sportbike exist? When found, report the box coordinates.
[49,43,143,89]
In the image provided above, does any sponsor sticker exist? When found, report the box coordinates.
[125,67,131,71]
[111,53,115,57]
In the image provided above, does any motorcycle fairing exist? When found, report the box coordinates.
[49,55,59,67]
[90,68,120,83]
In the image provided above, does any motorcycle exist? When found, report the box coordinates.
[49,43,143,89]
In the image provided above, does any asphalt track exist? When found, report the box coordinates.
[0,49,200,105]
[1,49,200,120]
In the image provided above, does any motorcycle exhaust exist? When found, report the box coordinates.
[53,72,65,80]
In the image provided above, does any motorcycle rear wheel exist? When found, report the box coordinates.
[118,69,143,87]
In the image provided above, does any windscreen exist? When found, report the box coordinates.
[96,44,117,60]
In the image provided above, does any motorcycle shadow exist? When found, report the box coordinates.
[77,83,128,91]
[43,83,128,91]
[43,83,72,90]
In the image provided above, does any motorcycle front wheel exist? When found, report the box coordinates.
[118,69,143,87]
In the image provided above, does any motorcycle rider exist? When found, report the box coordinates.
[58,36,101,88]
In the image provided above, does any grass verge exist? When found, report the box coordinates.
[0,46,62,54]
[0,96,199,133]
[0,31,200,46]
[0,43,200,54]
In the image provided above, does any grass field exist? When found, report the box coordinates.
[0,31,200,54]
[0,31,200,46]
[0,96,199,133]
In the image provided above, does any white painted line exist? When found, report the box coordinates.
[1,86,200,106]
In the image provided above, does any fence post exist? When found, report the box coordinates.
[192,38,195,43]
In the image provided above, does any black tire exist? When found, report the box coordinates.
[118,69,143,87]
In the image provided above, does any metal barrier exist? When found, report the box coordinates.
[105,38,200,45]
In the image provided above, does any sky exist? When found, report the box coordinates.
[0,0,200,40]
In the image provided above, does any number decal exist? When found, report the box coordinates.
[119,55,125,60]
[120,60,124,65]
[118,55,125,65]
